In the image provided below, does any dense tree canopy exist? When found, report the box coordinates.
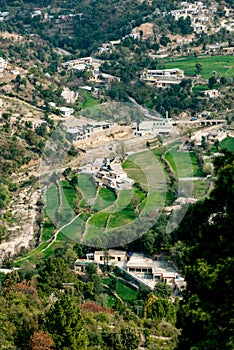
[176,152,234,349]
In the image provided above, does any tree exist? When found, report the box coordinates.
[116,141,126,161]
[144,293,176,324]
[195,63,202,75]
[208,76,217,89]
[154,282,172,299]
[220,76,228,85]
[160,34,171,47]
[28,331,53,350]
[176,152,234,349]
[0,184,10,209]
[46,294,89,350]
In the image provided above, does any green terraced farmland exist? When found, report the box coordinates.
[61,180,76,209]
[164,55,234,79]
[77,173,97,200]
[60,214,85,241]
[44,184,59,222]
[94,187,116,212]
[165,144,203,178]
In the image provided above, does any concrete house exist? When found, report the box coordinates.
[59,107,74,117]
[141,68,184,88]
[204,89,220,98]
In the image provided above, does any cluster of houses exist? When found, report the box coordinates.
[74,250,185,291]
[98,33,141,54]
[79,158,134,191]
[61,56,120,85]
[168,1,234,34]
[66,121,112,142]
[169,1,217,33]
[140,68,184,88]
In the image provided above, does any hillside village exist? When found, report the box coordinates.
[0,0,233,349]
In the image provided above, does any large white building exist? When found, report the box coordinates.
[141,68,184,88]
[137,119,173,136]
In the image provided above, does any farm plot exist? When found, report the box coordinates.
[164,55,234,79]
[165,144,203,178]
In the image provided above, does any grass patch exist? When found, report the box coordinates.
[80,90,99,109]
[57,182,76,228]
[94,188,116,211]
[77,173,97,200]
[164,55,234,79]
[89,211,110,227]
[61,180,76,209]
[179,180,210,199]
[123,158,148,189]
[165,144,203,177]
[45,184,59,222]
[60,214,85,241]
[220,137,234,152]
[192,84,210,92]
[41,217,55,241]
[102,277,138,304]
[116,281,138,303]
[108,207,137,229]
[140,192,166,213]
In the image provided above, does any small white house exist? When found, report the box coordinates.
[60,107,74,117]
[204,89,220,99]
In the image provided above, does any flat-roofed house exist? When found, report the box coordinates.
[60,107,74,117]
[126,253,178,285]
[94,250,128,263]
[137,119,172,136]
[204,89,220,98]
[141,68,184,88]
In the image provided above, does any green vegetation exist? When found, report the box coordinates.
[220,137,234,152]
[177,152,234,349]
[108,207,137,228]
[179,180,210,199]
[102,277,138,303]
[61,180,77,210]
[94,188,116,212]
[81,91,99,109]
[44,184,59,222]
[77,174,97,200]
[123,159,147,189]
[165,144,203,177]
[164,55,234,78]
[60,214,85,241]
[41,216,55,241]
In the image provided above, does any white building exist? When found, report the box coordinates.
[141,68,184,88]
[204,89,220,99]
[0,57,7,72]
[62,57,101,71]
[31,10,42,18]
[59,107,74,117]
[137,119,173,136]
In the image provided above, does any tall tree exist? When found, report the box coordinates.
[46,294,89,350]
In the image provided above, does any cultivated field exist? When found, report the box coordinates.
[164,55,234,78]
